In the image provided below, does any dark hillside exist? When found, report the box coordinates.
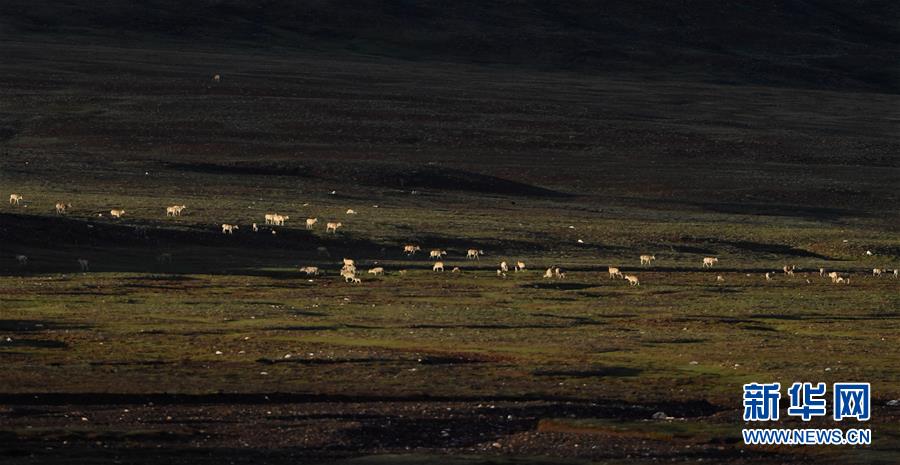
[2,0,899,91]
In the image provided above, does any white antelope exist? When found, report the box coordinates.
[554,267,566,279]
[9,194,23,206]
[429,249,447,259]
[828,271,840,283]
[872,268,883,277]
[273,214,289,226]
[212,74,221,82]
[515,261,526,272]
[306,218,318,229]
[368,267,385,276]
[252,223,259,232]
[716,275,725,282]
[221,224,238,234]
[264,213,276,225]
[346,209,357,215]
[451,267,461,273]
[432,261,444,272]
[55,202,71,214]
[77,259,89,272]
[783,265,795,276]
[166,205,186,217]
[403,245,421,255]
[110,209,125,219]
[702,257,718,268]
[342,258,355,267]
[500,261,509,272]
[326,222,341,233]
[608,267,623,279]
[765,272,773,281]
[543,267,554,278]
[15,254,28,265]
[466,249,483,260]
[624,274,640,286]
[819,268,826,277]
[299,266,319,276]
[893,269,898,279]
[639,254,656,266]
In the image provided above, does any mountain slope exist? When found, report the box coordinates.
[2,0,899,92]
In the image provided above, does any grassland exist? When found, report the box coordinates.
[1,38,899,464]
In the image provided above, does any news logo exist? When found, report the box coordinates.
[741,382,871,446]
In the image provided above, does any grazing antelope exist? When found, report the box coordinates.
[716,275,725,282]
[873,268,883,277]
[466,249,483,260]
[783,265,795,276]
[819,268,826,277]
[835,276,850,285]
[299,266,319,276]
[368,267,385,276]
[272,214,289,226]
[624,274,640,286]
[77,259,89,272]
[554,267,566,279]
[326,222,342,233]
[110,209,125,219]
[543,267,554,279]
[433,261,445,272]
[212,74,221,82]
[608,267,623,279]
[515,261,526,272]
[346,209,357,215]
[252,223,259,232]
[403,245,421,255]
[497,269,506,278]
[166,205,186,216]
[9,194,23,206]
[451,267,461,273]
[429,249,447,259]
[702,257,718,268]
[221,224,238,234]
[639,255,656,266]
[500,261,509,273]
[828,271,840,283]
[306,218,318,229]
[893,269,898,279]
[55,202,71,214]
[15,255,27,265]
[765,272,773,281]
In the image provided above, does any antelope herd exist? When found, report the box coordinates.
[5,193,899,289]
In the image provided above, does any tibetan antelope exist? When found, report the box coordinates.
[702,257,718,268]
[326,222,342,233]
[608,266,623,279]
[466,249,483,260]
[624,275,640,286]
[55,202,71,214]
[221,224,238,234]
[432,261,444,272]
[639,254,656,266]
[9,194,23,206]
[110,209,125,219]
[306,218,318,229]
